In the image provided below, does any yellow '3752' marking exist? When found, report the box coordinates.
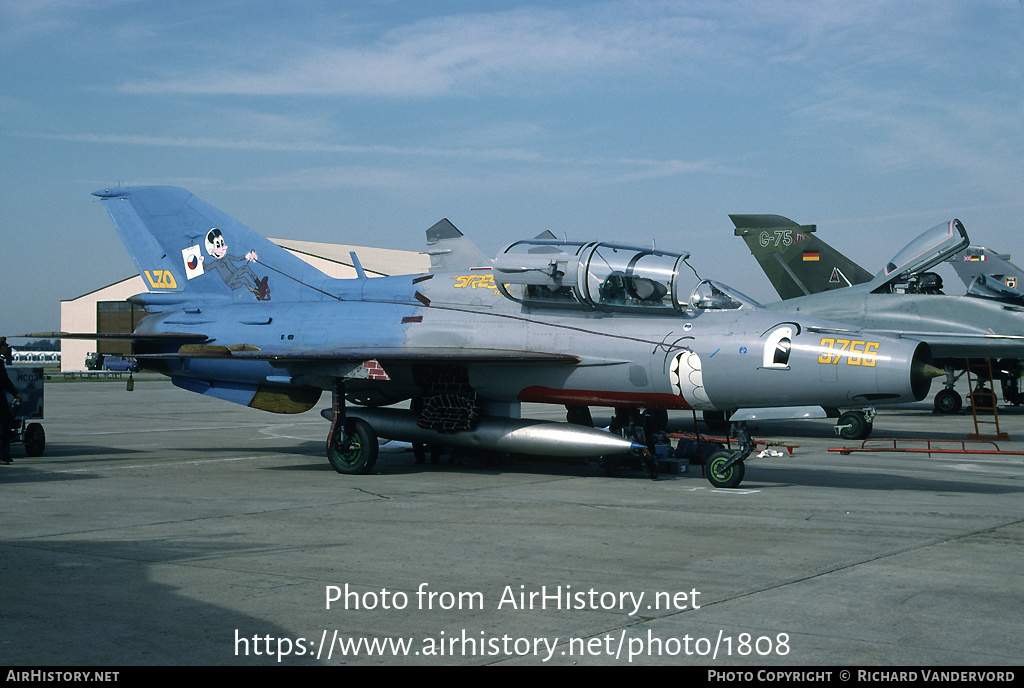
[452,274,497,290]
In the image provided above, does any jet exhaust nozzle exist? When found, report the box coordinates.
[910,343,939,402]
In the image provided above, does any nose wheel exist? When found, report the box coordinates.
[706,450,746,488]
[704,421,754,489]
[835,409,874,440]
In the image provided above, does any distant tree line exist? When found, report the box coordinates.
[16,339,59,351]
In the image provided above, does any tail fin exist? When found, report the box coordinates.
[424,218,491,272]
[949,245,1024,292]
[93,186,333,305]
[730,214,873,300]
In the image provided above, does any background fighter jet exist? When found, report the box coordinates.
[30,188,938,488]
[729,215,874,300]
[733,215,1024,415]
[948,245,1024,303]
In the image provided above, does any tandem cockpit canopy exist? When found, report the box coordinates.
[492,240,762,314]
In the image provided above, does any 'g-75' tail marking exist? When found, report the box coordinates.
[731,214,873,300]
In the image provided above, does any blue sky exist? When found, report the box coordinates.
[2,0,1022,336]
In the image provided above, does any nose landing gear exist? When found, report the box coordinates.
[835,408,875,441]
[704,421,754,489]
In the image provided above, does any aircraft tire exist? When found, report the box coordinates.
[327,418,379,475]
[24,423,45,457]
[837,411,872,440]
[705,450,745,489]
[933,388,962,414]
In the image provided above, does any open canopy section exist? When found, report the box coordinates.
[880,219,969,281]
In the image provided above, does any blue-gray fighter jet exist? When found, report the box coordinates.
[35,187,940,488]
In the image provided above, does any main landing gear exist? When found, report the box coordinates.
[327,417,378,474]
[326,381,379,475]
[931,360,1024,415]
[933,366,966,415]
[934,388,963,414]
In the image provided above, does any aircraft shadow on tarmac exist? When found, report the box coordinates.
[9,420,1017,493]
[253,443,1024,494]
[264,447,654,480]
[739,464,1024,495]
[1,535,323,666]
[0,444,154,484]
[12,443,148,460]
[187,440,326,457]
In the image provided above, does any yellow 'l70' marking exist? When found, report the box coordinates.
[144,269,177,289]
[818,338,879,367]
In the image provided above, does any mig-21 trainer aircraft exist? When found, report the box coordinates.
[733,214,1024,417]
[31,187,940,488]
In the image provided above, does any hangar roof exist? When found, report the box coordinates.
[269,238,428,278]
[65,238,430,303]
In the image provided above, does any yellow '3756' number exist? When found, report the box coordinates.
[818,338,879,366]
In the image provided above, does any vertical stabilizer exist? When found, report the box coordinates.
[93,186,335,305]
[949,245,1024,293]
[424,218,491,272]
[731,214,873,300]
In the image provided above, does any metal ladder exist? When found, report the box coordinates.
[965,358,1008,439]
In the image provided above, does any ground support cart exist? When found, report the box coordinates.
[7,366,45,457]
